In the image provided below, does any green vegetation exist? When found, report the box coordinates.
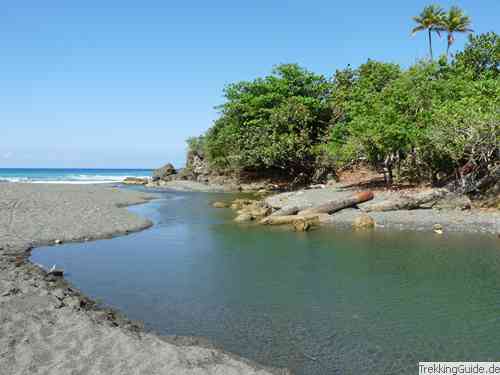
[188,26,499,187]
[203,64,333,180]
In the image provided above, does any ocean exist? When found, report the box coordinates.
[0,168,152,184]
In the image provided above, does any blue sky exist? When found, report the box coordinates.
[1,1,498,168]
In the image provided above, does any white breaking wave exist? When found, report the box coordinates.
[0,174,150,184]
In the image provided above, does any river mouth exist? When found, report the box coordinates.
[31,190,500,375]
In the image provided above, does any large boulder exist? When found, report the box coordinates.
[152,163,176,181]
[293,216,320,232]
[352,214,375,230]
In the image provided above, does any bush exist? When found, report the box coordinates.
[327,48,499,185]
[453,32,499,79]
[204,64,333,177]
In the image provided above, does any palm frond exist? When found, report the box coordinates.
[411,25,425,35]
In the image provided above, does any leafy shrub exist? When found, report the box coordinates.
[204,64,333,177]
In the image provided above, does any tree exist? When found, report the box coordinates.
[412,5,445,60]
[328,57,499,186]
[329,61,403,185]
[204,64,333,178]
[439,6,473,58]
[453,32,500,79]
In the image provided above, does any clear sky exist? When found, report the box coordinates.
[1,1,498,168]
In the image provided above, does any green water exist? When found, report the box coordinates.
[31,191,500,374]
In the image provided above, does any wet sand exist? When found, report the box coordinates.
[0,183,289,375]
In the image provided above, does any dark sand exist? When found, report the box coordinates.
[0,183,288,375]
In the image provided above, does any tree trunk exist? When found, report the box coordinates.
[260,214,321,225]
[446,33,453,60]
[428,29,433,60]
[383,154,394,187]
[298,191,374,216]
[384,165,393,187]
[362,189,448,212]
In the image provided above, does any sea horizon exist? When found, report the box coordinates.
[0,167,153,184]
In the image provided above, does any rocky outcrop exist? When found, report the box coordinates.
[187,151,210,178]
[152,163,176,181]
[230,199,272,222]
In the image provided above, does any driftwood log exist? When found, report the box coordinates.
[362,189,447,212]
[260,214,323,225]
[298,191,374,216]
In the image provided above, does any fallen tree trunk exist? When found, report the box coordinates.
[260,214,321,225]
[362,189,447,212]
[298,191,374,216]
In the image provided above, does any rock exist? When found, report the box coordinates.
[234,213,253,222]
[186,152,209,176]
[237,205,271,220]
[352,214,375,230]
[248,206,271,218]
[433,223,443,234]
[152,163,176,181]
[212,201,228,208]
[293,216,320,232]
[48,268,64,277]
[230,199,258,210]
[122,177,148,185]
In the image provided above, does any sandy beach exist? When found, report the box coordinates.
[0,183,288,375]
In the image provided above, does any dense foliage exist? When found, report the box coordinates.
[202,64,332,178]
[190,32,499,186]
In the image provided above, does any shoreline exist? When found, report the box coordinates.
[0,183,290,375]
[222,185,500,235]
[1,182,497,374]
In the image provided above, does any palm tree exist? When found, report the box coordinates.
[412,5,445,60]
[439,6,473,58]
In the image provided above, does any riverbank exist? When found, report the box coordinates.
[0,183,289,375]
[219,184,500,235]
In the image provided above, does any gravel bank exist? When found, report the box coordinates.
[265,187,500,235]
[0,183,289,375]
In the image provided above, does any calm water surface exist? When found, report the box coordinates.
[31,190,500,374]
